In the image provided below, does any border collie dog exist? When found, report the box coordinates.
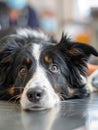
[0,28,98,110]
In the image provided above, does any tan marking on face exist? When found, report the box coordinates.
[44,56,53,63]
[66,83,75,96]
[8,87,14,95]
[67,87,75,96]
[54,84,63,100]
[54,84,59,93]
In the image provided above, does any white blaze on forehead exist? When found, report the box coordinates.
[30,43,53,89]
[32,44,41,61]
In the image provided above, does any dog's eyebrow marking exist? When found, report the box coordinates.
[25,57,31,64]
[44,56,53,63]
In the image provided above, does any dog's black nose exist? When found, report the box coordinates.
[26,87,44,102]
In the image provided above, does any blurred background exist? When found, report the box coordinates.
[0,0,98,49]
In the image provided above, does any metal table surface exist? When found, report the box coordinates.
[0,93,98,130]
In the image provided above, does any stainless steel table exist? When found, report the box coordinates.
[0,93,98,130]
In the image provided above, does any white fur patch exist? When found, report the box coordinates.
[33,44,41,61]
[16,28,49,41]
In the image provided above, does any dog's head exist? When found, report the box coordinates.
[0,28,98,110]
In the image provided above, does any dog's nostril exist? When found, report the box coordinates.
[26,87,44,102]
[27,92,33,99]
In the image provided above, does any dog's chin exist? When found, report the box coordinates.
[21,99,60,111]
[20,100,60,111]
[21,103,57,111]
[24,106,51,111]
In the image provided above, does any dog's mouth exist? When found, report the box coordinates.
[26,105,48,111]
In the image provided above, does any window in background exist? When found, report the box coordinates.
[77,0,98,19]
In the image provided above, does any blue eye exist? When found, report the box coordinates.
[49,64,59,73]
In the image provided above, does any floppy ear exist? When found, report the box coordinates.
[0,38,21,87]
[56,34,98,87]
[0,49,15,86]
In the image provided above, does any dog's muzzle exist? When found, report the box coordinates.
[20,84,60,111]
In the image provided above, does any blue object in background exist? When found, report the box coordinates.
[5,0,27,9]
[40,17,58,33]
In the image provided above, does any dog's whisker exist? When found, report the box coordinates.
[8,95,20,103]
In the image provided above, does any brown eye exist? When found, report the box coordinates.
[19,66,27,76]
[49,64,59,73]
